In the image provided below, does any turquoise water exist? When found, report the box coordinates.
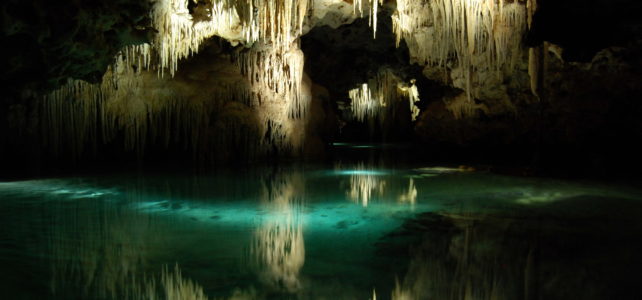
[1,162,642,299]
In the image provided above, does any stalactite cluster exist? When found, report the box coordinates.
[352,0,382,38]
[42,48,256,160]
[348,68,420,122]
[392,0,530,102]
[42,0,373,160]
[39,0,538,160]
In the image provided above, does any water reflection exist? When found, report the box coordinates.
[47,193,161,299]
[397,178,417,206]
[1,165,642,299]
[251,172,305,293]
[346,164,387,207]
[382,200,642,300]
[339,163,420,208]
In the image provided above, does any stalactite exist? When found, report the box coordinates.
[393,0,528,101]
[397,79,421,121]
[40,0,537,161]
[234,41,310,155]
[348,70,394,122]
[349,83,377,122]
[526,0,540,97]
[41,79,102,160]
[41,0,396,161]
[41,47,256,160]
[349,69,420,122]
[352,0,381,38]
[150,0,245,77]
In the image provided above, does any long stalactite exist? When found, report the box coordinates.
[392,0,531,103]
[40,0,537,160]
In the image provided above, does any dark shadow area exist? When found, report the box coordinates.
[377,195,642,299]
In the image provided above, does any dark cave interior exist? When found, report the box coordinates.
[1,0,641,178]
[1,2,642,300]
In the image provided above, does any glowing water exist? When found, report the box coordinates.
[1,163,641,299]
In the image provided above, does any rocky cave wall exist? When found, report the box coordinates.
[1,0,641,176]
[411,0,642,174]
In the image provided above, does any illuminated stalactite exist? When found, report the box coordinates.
[349,83,378,122]
[348,68,420,122]
[353,0,382,38]
[149,0,244,77]
[40,0,539,159]
[348,69,397,122]
[236,41,307,119]
[392,0,529,103]
[398,79,421,121]
[42,49,256,159]
[41,0,326,159]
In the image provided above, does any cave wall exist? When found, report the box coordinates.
[0,40,335,173]
[1,0,152,97]
[1,0,641,176]
[410,0,642,174]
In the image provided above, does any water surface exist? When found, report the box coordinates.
[1,162,641,299]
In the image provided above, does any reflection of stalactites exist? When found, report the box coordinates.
[252,219,305,292]
[49,202,158,299]
[346,165,386,207]
[128,264,210,300]
[391,278,413,300]
[158,264,209,300]
[252,173,305,292]
[398,178,417,206]
[390,212,524,300]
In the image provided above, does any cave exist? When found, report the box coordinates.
[1,0,641,299]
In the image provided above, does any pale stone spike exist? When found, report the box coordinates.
[349,68,420,122]
[392,0,528,102]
